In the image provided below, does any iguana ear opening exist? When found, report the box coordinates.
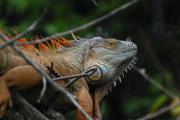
[85,64,112,85]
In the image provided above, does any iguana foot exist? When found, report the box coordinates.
[0,79,12,118]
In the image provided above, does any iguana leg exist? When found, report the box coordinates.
[92,85,109,120]
[0,65,42,118]
[75,85,107,120]
[2,65,41,89]
[74,83,93,120]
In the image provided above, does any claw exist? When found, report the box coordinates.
[8,99,13,108]
[0,79,12,118]
[0,95,12,118]
[0,103,6,118]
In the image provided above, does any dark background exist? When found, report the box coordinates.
[0,0,180,119]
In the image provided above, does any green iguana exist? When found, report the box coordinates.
[0,33,137,120]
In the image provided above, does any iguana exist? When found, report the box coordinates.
[0,32,137,120]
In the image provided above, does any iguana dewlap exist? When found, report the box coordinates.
[0,36,137,120]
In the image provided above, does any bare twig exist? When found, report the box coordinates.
[43,66,98,109]
[52,65,97,81]
[64,65,98,87]
[136,99,180,120]
[133,66,178,98]
[134,66,180,119]
[37,76,47,103]
[11,91,50,120]
[92,0,99,6]
[37,65,97,102]
[52,73,91,81]
[0,0,50,49]
[19,0,139,45]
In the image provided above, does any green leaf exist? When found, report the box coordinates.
[150,95,168,112]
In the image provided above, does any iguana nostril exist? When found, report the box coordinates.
[121,41,137,51]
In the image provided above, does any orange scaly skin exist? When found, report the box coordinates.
[0,41,49,117]
[0,35,93,120]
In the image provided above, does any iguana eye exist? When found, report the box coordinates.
[105,39,118,49]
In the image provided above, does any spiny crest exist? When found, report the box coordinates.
[2,28,73,52]
[6,28,35,51]
[106,56,138,95]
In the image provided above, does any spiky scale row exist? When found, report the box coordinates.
[2,29,72,52]
[106,56,138,95]
[39,43,50,51]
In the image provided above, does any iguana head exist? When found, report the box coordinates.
[81,37,137,85]
[71,37,137,119]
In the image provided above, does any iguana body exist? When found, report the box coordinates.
[0,35,137,120]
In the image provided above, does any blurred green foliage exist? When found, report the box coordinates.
[0,0,127,36]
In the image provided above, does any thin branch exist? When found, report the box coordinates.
[52,65,97,81]
[136,99,180,120]
[38,64,97,102]
[52,73,90,81]
[43,66,98,109]
[134,66,180,119]
[92,0,99,6]
[0,0,50,49]
[37,76,47,103]
[133,66,178,98]
[19,0,139,45]
[11,91,50,120]
[64,66,98,87]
